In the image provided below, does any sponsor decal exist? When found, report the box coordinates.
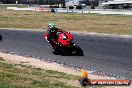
[35,8,49,12]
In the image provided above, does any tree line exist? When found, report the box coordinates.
[0,0,99,6]
[0,0,65,5]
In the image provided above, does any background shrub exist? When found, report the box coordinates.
[76,5,82,9]
[49,5,59,8]
[69,6,74,9]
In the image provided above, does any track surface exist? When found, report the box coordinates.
[0,29,132,79]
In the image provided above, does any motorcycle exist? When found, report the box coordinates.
[44,30,83,56]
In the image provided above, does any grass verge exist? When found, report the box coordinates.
[0,54,104,88]
[0,57,79,88]
[1,5,132,35]
[0,56,105,88]
[0,4,28,10]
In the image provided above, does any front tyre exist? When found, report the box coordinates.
[72,45,84,56]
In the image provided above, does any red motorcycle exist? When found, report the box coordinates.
[44,30,83,56]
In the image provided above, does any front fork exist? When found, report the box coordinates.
[69,41,76,48]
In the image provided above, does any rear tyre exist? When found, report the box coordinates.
[53,50,60,55]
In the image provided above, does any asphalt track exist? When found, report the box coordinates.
[0,29,132,79]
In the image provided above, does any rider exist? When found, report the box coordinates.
[47,22,64,47]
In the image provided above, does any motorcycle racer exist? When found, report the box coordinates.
[44,23,83,56]
[47,22,64,49]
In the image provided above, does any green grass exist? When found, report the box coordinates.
[0,57,105,88]
[0,57,5,61]
[0,4,28,10]
[0,60,79,88]
[0,4,132,35]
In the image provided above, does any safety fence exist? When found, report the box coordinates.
[54,9,132,15]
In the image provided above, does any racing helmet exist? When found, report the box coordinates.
[48,22,55,29]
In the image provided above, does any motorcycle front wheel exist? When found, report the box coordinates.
[71,45,84,56]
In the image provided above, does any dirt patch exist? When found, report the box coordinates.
[0,52,81,76]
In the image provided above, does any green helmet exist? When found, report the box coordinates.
[48,22,55,28]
